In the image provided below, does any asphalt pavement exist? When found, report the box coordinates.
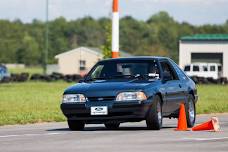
[0,114,228,152]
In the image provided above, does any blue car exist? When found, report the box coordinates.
[61,57,198,130]
[0,65,10,81]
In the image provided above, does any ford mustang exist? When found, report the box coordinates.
[61,57,198,130]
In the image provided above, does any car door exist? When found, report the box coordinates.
[159,60,184,114]
[169,60,189,104]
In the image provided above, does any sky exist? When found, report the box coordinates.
[0,0,228,25]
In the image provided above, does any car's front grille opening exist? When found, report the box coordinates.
[87,96,115,102]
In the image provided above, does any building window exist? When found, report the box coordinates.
[210,66,215,72]
[79,60,86,71]
[193,65,199,72]
[203,66,208,71]
[184,65,190,72]
[218,66,222,72]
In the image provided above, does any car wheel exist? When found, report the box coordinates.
[146,95,163,130]
[67,120,85,131]
[104,122,120,130]
[185,95,196,128]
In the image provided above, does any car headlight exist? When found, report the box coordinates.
[62,94,86,103]
[116,92,147,101]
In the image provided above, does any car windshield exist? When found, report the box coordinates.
[86,60,160,80]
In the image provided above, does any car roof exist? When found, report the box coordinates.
[100,56,170,62]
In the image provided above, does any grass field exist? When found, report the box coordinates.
[196,85,228,114]
[0,82,72,126]
[0,82,228,126]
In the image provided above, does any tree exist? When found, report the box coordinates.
[17,33,40,65]
[0,12,228,65]
[101,22,112,59]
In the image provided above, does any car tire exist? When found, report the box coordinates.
[185,95,196,128]
[146,95,163,130]
[67,120,85,131]
[104,122,120,130]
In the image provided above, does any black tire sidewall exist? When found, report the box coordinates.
[146,95,163,130]
[186,95,196,128]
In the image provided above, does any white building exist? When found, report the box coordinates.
[53,47,131,75]
[179,34,228,78]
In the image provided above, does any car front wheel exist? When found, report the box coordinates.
[185,95,196,128]
[67,120,85,131]
[146,95,163,130]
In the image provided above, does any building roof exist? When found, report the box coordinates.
[86,47,132,57]
[55,47,132,59]
[55,47,101,59]
[181,34,228,41]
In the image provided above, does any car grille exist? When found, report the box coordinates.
[87,96,115,102]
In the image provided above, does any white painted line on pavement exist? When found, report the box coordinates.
[183,137,228,141]
[0,132,66,138]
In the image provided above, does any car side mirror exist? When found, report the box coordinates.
[162,71,172,82]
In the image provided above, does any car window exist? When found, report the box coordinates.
[210,66,216,71]
[193,65,199,72]
[184,65,190,72]
[203,66,208,71]
[170,60,188,81]
[90,65,104,79]
[160,61,178,80]
[117,63,148,76]
[149,62,160,75]
[87,60,160,80]
[218,66,222,72]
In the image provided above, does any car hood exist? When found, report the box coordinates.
[64,79,158,97]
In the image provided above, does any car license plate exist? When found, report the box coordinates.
[91,106,108,115]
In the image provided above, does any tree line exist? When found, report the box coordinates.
[0,11,228,65]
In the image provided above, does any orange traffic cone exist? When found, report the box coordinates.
[175,103,188,131]
[192,117,220,132]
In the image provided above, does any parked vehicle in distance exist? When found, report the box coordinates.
[61,57,198,130]
[183,63,228,84]
[0,64,10,81]
[184,63,222,80]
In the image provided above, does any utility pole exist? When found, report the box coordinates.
[112,0,119,58]
[43,0,49,74]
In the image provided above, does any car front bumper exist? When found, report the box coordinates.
[60,99,152,123]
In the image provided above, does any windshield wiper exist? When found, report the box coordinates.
[111,74,145,80]
[84,77,95,82]
[113,74,159,80]
[85,77,111,82]
[112,74,139,79]
[85,74,159,82]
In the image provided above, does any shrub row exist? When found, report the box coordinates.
[0,72,83,83]
[1,73,228,85]
[190,76,228,85]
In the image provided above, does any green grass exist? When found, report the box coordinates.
[8,66,43,75]
[196,85,228,114]
[0,83,228,126]
[0,82,73,126]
